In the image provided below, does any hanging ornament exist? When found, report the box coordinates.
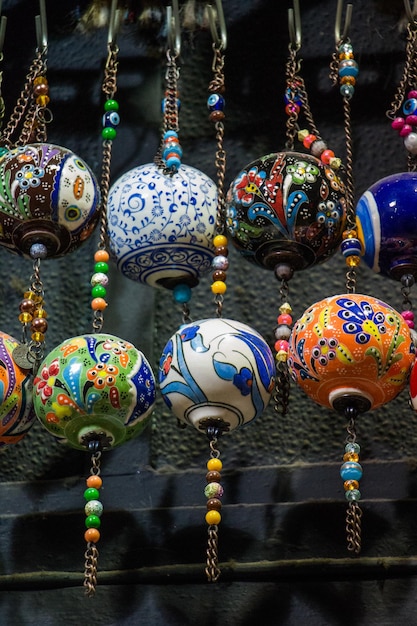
[159,316,275,580]
[32,4,157,596]
[107,0,218,320]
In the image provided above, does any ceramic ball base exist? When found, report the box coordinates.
[33,333,156,450]
[107,162,218,289]
[0,143,101,258]
[288,294,415,412]
[226,151,346,271]
[158,318,275,431]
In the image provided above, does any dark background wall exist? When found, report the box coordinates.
[0,0,416,624]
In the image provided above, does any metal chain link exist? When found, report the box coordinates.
[206,435,221,582]
[84,543,99,597]
[401,274,414,311]
[346,500,362,554]
[386,24,417,121]
[1,49,47,147]
[274,277,291,415]
[155,49,180,172]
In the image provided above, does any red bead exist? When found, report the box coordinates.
[400,124,413,137]
[277,313,292,325]
[392,117,405,130]
[402,310,415,321]
[303,134,317,149]
[320,149,335,164]
[285,102,300,116]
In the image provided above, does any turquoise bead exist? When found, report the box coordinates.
[85,514,101,529]
[345,488,361,502]
[340,461,363,481]
[165,155,181,170]
[345,442,360,455]
[84,487,100,501]
[339,59,359,78]
[173,284,192,304]
[163,130,178,141]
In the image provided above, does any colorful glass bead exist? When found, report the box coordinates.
[205,482,224,498]
[207,93,225,112]
[345,488,361,501]
[226,152,346,271]
[33,333,156,450]
[85,500,103,517]
[107,163,217,289]
[356,171,417,279]
[287,293,415,411]
[0,144,100,258]
[159,318,275,431]
[340,461,363,481]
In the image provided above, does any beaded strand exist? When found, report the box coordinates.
[204,435,223,582]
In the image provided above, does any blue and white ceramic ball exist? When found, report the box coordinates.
[107,163,218,289]
[158,318,275,431]
[356,171,417,279]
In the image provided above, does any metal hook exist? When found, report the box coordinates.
[207,0,227,50]
[35,0,47,52]
[0,1,7,56]
[404,0,417,27]
[167,0,181,56]
[107,0,121,47]
[288,0,301,49]
[335,0,353,44]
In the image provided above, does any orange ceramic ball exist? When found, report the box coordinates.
[287,294,415,412]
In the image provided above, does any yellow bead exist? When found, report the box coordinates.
[31,331,45,342]
[344,479,359,491]
[211,281,227,295]
[346,255,360,268]
[24,291,42,303]
[19,312,33,324]
[33,76,48,86]
[276,350,288,362]
[342,229,358,240]
[329,157,342,170]
[205,510,221,525]
[213,234,228,248]
[343,452,359,462]
[34,308,47,318]
[207,458,223,472]
[36,95,50,107]
[279,302,292,315]
[297,129,309,141]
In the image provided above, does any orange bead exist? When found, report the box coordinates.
[205,510,221,525]
[19,312,33,324]
[344,479,359,491]
[94,250,110,263]
[346,255,360,268]
[91,297,107,311]
[36,95,50,107]
[343,229,358,240]
[31,331,45,342]
[211,281,227,295]
[213,234,228,248]
[84,528,100,543]
[34,76,48,86]
[343,452,359,462]
[207,458,223,472]
[321,149,335,164]
[303,133,317,149]
[86,475,103,489]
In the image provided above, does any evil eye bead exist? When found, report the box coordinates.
[103,111,120,128]
[403,98,417,116]
[207,93,225,112]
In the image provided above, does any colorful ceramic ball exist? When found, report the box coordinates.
[356,171,417,279]
[0,331,35,446]
[158,318,275,431]
[107,162,218,289]
[33,333,156,450]
[0,143,100,258]
[287,293,415,412]
[226,151,346,271]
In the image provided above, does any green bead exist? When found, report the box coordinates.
[91,284,107,299]
[94,262,109,274]
[104,99,119,112]
[85,514,101,529]
[102,127,117,140]
[84,487,99,501]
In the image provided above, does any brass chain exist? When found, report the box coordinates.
[83,543,99,597]
[205,436,221,582]
[26,258,46,371]
[346,500,362,554]
[274,277,291,415]
[155,49,180,172]
[1,49,47,147]
[386,24,417,121]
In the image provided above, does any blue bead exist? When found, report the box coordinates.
[345,488,361,502]
[103,111,120,128]
[163,130,178,141]
[284,86,302,107]
[345,442,360,455]
[403,98,417,116]
[207,93,225,112]
[339,59,359,78]
[340,461,363,481]
[340,238,362,257]
[173,284,192,303]
[165,155,181,170]
[163,142,183,158]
